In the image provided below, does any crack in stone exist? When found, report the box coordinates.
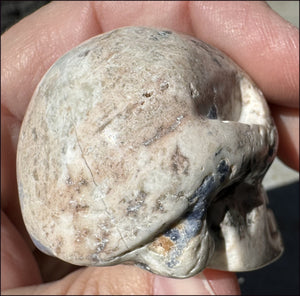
[94,102,139,135]
[143,115,184,146]
[71,118,129,250]
[72,122,98,187]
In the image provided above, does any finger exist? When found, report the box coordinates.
[1,203,240,294]
[271,104,299,171]
[187,1,299,107]
[95,1,299,107]
[2,1,298,122]
[1,3,271,293]
[1,108,32,242]
[1,0,102,228]
[1,0,297,246]
[1,265,240,295]
[2,2,299,174]
[1,211,42,290]
[96,1,193,35]
[1,1,102,121]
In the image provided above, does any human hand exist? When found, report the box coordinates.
[1,1,298,295]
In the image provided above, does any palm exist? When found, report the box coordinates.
[1,1,298,294]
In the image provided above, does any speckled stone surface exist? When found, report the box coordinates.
[17,26,283,278]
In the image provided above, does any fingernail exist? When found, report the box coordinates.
[203,269,241,295]
[153,272,215,295]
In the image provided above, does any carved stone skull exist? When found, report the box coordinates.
[17,27,283,278]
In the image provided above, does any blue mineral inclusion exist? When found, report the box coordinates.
[217,159,230,183]
[207,104,218,119]
[164,160,231,268]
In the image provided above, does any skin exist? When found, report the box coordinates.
[1,1,298,295]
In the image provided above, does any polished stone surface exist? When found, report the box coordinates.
[17,27,282,278]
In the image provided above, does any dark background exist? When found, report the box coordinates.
[1,1,299,295]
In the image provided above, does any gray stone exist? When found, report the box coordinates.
[17,26,283,278]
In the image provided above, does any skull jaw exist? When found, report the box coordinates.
[208,187,283,272]
[128,185,283,278]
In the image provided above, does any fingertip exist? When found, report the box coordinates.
[1,211,42,290]
[271,104,299,171]
[93,1,192,34]
[1,264,240,295]
[1,1,102,121]
[153,269,240,295]
[189,1,299,107]
[203,268,241,295]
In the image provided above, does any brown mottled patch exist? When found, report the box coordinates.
[32,127,38,141]
[75,228,90,243]
[55,245,61,255]
[78,178,88,186]
[126,190,147,216]
[149,235,174,255]
[33,169,39,181]
[65,174,90,194]
[142,90,153,98]
[55,236,64,255]
[171,145,190,175]
[154,198,165,212]
[143,115,183,146]
[75,204,89,212]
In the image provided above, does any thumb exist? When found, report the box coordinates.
[2,264,240,295]
[1,210,240,295]
[1,211,42,290]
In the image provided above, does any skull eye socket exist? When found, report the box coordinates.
[191,70,242,122]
